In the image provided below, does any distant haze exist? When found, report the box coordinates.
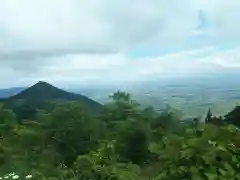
[0,74,239,118]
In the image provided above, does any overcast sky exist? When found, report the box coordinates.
[1,0,240,88]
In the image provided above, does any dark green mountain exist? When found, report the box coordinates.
[2,81,103,121]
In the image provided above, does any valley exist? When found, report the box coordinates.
[69,77,240,119]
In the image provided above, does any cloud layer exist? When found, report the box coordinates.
[0,0,240,87]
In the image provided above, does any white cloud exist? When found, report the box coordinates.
[1,0,240,53]
[0,0,240,87]
[0,0,199,54]
[200,49,240,68]
[3,46,239,88]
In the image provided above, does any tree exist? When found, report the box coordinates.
[100,91,141,130]
[205,108,212,124]
[115,120,150,165]
[225,106,240,128]
[46,102,103,166]
[0,106,17,137]
[1,91,240,179]
[151,123,240,180]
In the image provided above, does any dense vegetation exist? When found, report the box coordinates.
[0,90,240,179]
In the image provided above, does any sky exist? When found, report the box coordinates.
[1,0,240,88]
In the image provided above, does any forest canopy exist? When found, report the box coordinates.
[0,91,240,179]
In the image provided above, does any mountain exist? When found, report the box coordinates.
[0,87,26,98]
[2,81,103,121]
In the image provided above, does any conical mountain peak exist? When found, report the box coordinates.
[4,81,103,121]
[33,81,54,87]
[36,81,49,85]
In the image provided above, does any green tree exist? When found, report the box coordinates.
[115,120,150,165]
[205,108,212,124]
[46,102,103,166]
[151,124,240,179]
[225,106,240,128]
[0,106,17,137]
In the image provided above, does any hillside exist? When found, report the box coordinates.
[2,81,103,120]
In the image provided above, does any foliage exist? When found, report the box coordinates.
[114,119,150,164]
[151,124,240,179]
[0,90,240,179]
[225,106,240,127]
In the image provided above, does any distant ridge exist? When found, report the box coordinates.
[2,81,103,120]
[0,87,25,98]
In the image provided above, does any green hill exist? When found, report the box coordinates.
[1,81,103,121]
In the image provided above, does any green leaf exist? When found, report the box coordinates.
[218,168,226,176]
[204,172,217,180]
